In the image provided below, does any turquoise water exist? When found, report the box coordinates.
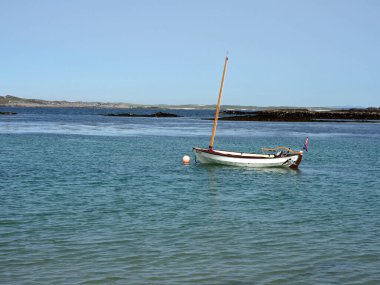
[1,108,380,284]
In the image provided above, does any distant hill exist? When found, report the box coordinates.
[0,95,141,109]
[0,95,261,110]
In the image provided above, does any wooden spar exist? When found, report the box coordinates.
[209,56,228,150]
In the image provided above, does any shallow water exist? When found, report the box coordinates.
[1,108,380,284]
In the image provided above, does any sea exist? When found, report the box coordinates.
[1,107,379,285]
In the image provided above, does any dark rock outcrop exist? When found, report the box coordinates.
[220,110,256,115]
[104,112,180,118]
[217,108,380,122]
[0,112,17,115]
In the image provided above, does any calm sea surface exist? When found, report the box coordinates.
[1,107,380,284]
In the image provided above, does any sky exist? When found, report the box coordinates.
[1,0,379,107]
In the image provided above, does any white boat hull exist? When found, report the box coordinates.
[193,147,302,169]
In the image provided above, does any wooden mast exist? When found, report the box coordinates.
[209,55,228,150]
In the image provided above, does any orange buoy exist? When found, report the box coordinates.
[182,155,190,164]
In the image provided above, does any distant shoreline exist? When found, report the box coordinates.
[1,95,380,122]
[0,95,377,111]
[0,95,256,110]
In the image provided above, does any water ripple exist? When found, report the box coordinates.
[1,110,380,284]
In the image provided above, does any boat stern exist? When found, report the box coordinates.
[289,151,303,169]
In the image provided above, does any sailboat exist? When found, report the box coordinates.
[192,56,303,169]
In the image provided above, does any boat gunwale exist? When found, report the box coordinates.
[193,147,301,160]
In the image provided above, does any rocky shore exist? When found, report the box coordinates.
[218,108,380,122]
[0,111,17,115]
[104,112,179,118]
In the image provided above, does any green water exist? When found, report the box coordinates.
[1,111,380,284]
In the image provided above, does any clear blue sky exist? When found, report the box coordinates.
[1,0,379,107]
